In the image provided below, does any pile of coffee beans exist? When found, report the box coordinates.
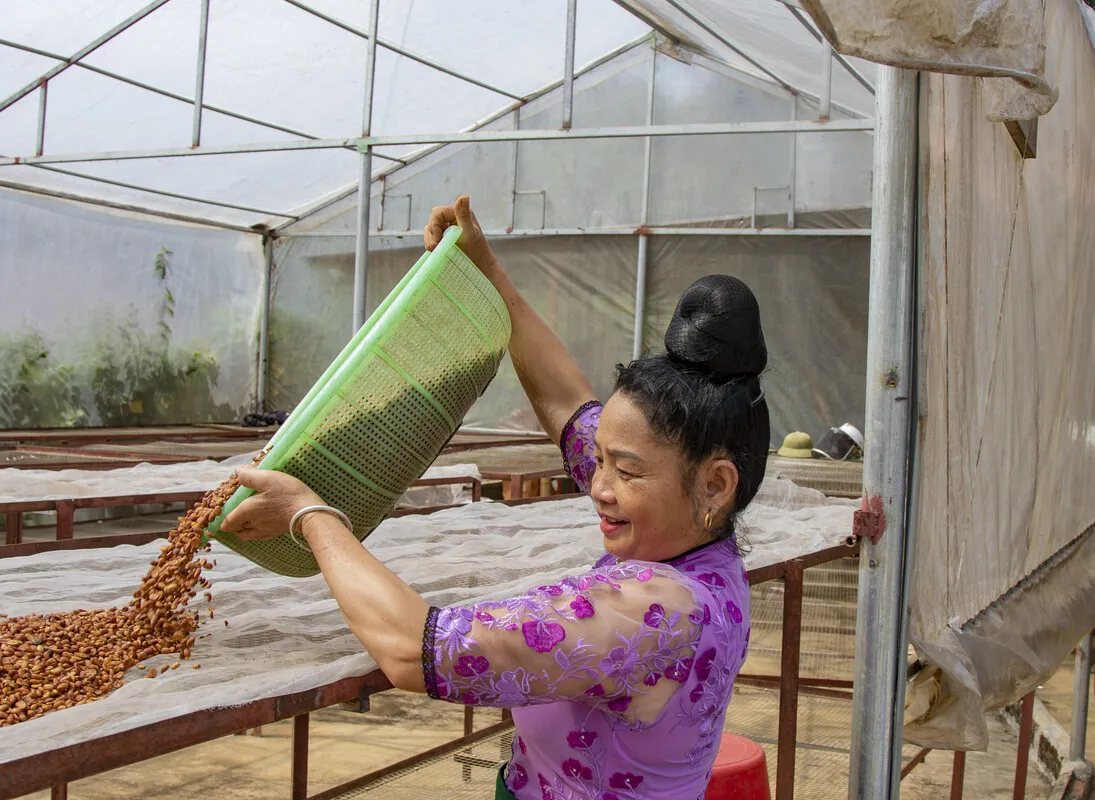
[0,473,242,727]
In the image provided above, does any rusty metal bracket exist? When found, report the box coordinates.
[853,495,886,544]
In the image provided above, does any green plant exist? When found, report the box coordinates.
[84,312,220,425]
[0,330,87,428]
[83,247,225,426]
[154,247,175,342]
[0,248,237,429]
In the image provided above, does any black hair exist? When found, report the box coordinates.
[614,275,770,553]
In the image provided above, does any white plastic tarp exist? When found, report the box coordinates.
[0,189,263,427]
[904,0,1095,750]
[0,0,648,228]
[614,0,877,118]
[795,0,1058,119]
[267,231,871,447]
[268,44,873,444]
[280,46,873,238]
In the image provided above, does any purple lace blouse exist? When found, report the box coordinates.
[422,401,751,799]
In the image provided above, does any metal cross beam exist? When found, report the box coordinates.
[662,0,802,96]
[0,0,174,114]
[0,39,407,166]
[775,0,876,95]
[280,0,523,100]
[24,163,298,219]
[0,178,259,234]
[0,119,874,167]
[271,34,654,230]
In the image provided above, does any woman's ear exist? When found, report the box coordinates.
[702,458,740,521]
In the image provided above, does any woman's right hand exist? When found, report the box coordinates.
[424,195,498,274]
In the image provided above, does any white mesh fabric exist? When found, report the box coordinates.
[0,458,481,509]
[0,478,852,763]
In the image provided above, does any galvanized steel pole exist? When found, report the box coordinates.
[191,0,211,147]
[352,0,381,334]
[562,0,578,130]
[35,81,47,157]
[510,108,521,232]
[788,97,797,228]
[820,43,833,120]
[257,234,273,412]
[632,45,657,361]
[1072,631,1093,761]
[848,67,919,800]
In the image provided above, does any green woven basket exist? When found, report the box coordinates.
[206,227,510,576]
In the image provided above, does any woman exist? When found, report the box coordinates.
[222,196,770,800]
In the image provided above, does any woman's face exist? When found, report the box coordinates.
[590,393,711,562]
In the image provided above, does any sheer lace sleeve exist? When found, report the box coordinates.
[559,401,602,495]
[422,560,704,720]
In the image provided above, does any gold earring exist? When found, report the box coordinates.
[704,510,714,531]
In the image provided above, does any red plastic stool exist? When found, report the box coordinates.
[704,732,772,800]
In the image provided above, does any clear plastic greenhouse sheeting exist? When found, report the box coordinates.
[615,0,877,119]
[905,0,1095,750]
[0,459,483,510]
[0,0,648,227]
[268,232,870,446]
[0,190,263,429]
[280,44,874,239]
[0,477,854,762]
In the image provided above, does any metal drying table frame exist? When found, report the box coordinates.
[0,425,281,447]
[0,499,857,800]
[0,432,551,472]
[0,476,483,555]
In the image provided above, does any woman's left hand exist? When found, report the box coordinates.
[219,466,325,541]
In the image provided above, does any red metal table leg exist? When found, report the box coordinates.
[950,750,966,800]
[775,561,804,800]
[51,782,67,800]
[292,713,309,800]
[900,748,932,780]
[1013,692,1035,800]
[462,707,475,781]
[55,500,75,541]
[5,511,22,545]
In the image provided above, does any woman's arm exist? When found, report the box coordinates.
[221,468,427,691]
[299,511,428,691]
[425,196,595,445]
[221,469,711,719]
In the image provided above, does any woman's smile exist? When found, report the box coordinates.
[598,513,630,537]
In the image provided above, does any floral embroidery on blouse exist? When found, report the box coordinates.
[421,400,750,799]
[560,400,601,494]
[424,559,704,711]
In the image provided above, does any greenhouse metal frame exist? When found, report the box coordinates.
[1,1,959,798]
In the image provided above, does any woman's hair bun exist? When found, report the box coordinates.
[663,274,767,380]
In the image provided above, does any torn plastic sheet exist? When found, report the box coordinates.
[797,0,1062,120]
[905,527,1095,750]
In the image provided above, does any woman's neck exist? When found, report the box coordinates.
[658,532,720,563]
